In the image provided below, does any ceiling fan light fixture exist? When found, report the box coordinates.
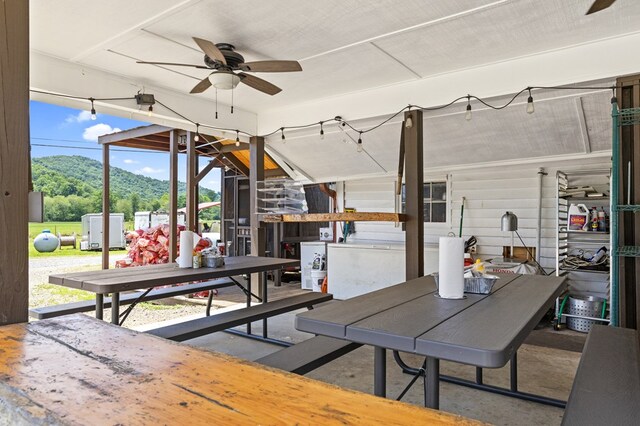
[209,71,241,90]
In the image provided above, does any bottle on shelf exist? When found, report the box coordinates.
[598,209,607,233]
[590,207,599,232]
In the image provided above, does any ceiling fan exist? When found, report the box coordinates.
[137,37,302,96]
[586,0,616,15]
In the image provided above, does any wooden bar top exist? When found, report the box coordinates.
[49,256,299,293]
[0,315,481,425]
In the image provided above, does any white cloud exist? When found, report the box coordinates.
[65,110,94,123]
[136,166,164,175]
[82,123,121,142]
[123,159,139,164]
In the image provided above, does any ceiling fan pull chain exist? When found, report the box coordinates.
[215,88,218,119]
[231,86,234,114]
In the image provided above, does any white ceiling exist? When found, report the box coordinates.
[29,0,640,181]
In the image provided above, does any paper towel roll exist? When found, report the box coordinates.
[177,230,194,268]
[438,237,464,299]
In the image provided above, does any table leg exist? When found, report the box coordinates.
[111,292,120,325]
[262,271,268,338]
[374,346,386,397]
[246,274,252,335]
[95,294,104,320]
[425,357,440,409]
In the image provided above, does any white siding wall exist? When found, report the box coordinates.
[337,157,611,268]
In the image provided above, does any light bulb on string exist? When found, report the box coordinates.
[89,98,97,120]
[405,116,413,128]
[281,128,285,143]
[320,121,325,140]
[357,132,363,153]
[194,124,200,142]
[147,105,153,117]
[235,130,240,147]
[526,88,535,114]
[465,96,472,121]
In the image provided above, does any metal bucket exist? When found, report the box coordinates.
[566,295,606,333]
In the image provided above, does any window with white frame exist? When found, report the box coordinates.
[401,181,447,223]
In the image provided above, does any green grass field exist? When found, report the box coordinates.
[29,222,129,258]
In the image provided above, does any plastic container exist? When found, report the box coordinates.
[568,204,589,231]
[310,270,327,292]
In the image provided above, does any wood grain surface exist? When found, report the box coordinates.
[0,315,482,425]
[0,0,29,325]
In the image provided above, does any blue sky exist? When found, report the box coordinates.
[30,100,221,191]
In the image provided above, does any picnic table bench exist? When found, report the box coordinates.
[562,325,640,425]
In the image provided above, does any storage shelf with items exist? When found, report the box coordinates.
[555,170,611,331]
[255,179,308,215]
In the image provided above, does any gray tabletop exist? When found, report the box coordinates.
[296,273,566,368]
[562,325,640,426]
[49,256,300,293]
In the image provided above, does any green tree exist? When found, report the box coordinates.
[130,193,140,215]
[115,199,133,221]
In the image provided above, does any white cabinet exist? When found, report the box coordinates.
[327,242,439,299]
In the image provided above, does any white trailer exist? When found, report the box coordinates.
[80,213,126,251]
[134,211,186,231]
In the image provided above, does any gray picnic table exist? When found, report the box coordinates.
[296,273,566,409]
[49,256,299,325]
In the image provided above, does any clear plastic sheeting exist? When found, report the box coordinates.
[256,178,308,214]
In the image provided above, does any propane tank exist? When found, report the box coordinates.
[33,229,59,253]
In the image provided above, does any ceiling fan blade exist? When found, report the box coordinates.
[137,60,210,69]
[240,60,302,73]
[238,73,282,96]
[190,76,212,94]
[192,37,227,64]
[586,0,616,14]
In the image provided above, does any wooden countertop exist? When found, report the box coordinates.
[0,315,481,425]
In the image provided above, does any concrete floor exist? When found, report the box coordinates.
[155,286,581,425]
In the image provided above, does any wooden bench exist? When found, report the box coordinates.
[562,325,640,425]
[256,335,362,375]
[147,292,333,342]
[29,278,236,320]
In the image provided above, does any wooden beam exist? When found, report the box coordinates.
[250,136,266,296]
[218,144,248,153]
[186,131,197,231]
[0,0,29,325]
[169,130,179,262]
[574,97,592,154]
[262,213,407,223]
[404,109,424,281]
[102,144,110,270]
[224,153,250,177]
[195,156,219,184]
[98,124,172,144]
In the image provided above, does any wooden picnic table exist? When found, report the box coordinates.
[0,315,482,425]
[48,256,299,325]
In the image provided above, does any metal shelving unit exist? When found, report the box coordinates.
[610,106,640,326]
[555,170,611,329]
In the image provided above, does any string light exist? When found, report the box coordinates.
[405,116,413,128]
[319,121,324,140]
[465,95,472,121]
[89,98,96,120]
[194,123,200,142]
[147,105,153,117]
[235,130,240,146]
[357,132,363,153]
[526,88,534,114]
[30,83,620,146]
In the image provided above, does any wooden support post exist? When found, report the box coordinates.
[0,0,29,325]
[404,109,424,281]
[186,131,197,232]
[102,144,110,270]
[169,130,179,262]
[250,136,266,296]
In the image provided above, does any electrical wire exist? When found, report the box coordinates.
[30,83,624,142]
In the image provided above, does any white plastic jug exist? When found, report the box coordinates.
[568,204,589,231]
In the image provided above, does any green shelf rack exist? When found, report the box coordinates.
[610,105,640,326]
